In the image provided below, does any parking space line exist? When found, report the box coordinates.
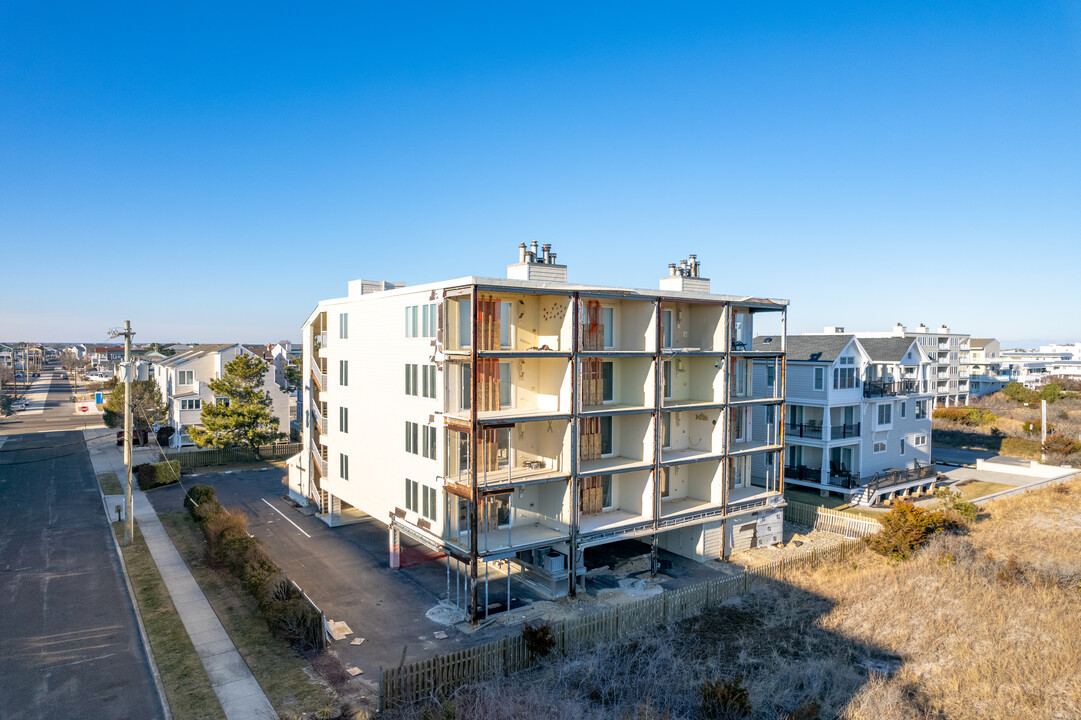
[261,498,311,538]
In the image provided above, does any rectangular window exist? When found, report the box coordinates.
[601,475,612,509]
[602,307,614,349]
[178,370,194,385]
[412,306,419,337]
[734,407,746,441]
[600,416,613,456]
[421,364,429,398]
[500,302,512,348]
[339,312,348,339]
[915,435,927,447]
[405,364,412,395]
[458,300,471,348]
[873,441,887,453]
[412,364,419,396]
[602,361,614,403]
[900,402,907,419]
[423,425,437,460]
[405,421,420,454]
[877,404,892,426]
[766,364,776,388]
[429,304,438,339]
[900,438,906,455]
[813,367,824,391]
[735,359,747,396]
[426,486,437,520]
[499,362,511,408]
[339,406,348,433]
[340,453,349,480]
[426,365,437,399]
[662,309,673,348]
[915,400,927,419]
[460,368,471,411]
[215,397,230,407]
[422,305,429,337]
[339,360,348,386]
[663,360,672,399]
[180,398,201,410]
[405,478,419,512]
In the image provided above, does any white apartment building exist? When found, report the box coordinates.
[756,334,935,506]
[812,324,969,406]
[288,246,788,621]
[152,344,292,447]
[967,338,1008,397]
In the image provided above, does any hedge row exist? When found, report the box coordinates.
[932,407,998,426]
[134,460,181,491]
[184,485,324,652]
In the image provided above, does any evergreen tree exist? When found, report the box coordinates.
[102,380,166,431]
[189,354,284,456]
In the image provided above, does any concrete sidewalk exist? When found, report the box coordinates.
[84,429,278,720]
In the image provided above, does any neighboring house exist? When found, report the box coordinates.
[289,245,788,621]
[91,346,125,371]
[967,338,1008,397]
[151,344,292,448]
[755,334,935,507]
[0,343,13,369]
[808,324,969,407]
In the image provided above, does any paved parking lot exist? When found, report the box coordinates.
[146,470,534,675]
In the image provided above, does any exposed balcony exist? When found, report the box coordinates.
[445,293,574,353]
[863,379,926,398]
[444,420,571,492]
[784,464,822,482]
[830,422,861,440]
[310,448,327,477]
[578,470,652,537]
[786,422,823,439]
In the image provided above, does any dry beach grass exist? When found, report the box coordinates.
[388,479,1081,720]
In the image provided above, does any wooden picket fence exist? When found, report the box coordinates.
[380,536,866,710]
[163,442,301,469]
[783,500,882,538]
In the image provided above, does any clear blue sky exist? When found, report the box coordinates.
[2,2,1078,346]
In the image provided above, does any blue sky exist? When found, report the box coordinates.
[2,2,1078,346]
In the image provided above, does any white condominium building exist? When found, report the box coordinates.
[288,245,788,621]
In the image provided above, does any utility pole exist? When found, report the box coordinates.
[1041,398,1048,464]
[110,321,136,546]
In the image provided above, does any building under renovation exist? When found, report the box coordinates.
[288,245,788,621]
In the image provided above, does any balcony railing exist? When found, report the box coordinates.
[312,407,326,434]
[784,464,821,481]
[786,422,823,439]
[830,422,860,439]
[827,469,858,488]
[863,379,925,398]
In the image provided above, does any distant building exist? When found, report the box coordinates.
[967,338,1008,397]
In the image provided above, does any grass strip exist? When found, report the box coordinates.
[98,471,123,494]
[158,510,333,716]
[113,521,225,720]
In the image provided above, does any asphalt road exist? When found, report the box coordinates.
[0,369,162,720]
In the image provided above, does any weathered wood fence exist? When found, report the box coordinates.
[783,500,882,538]
[380,536,867,710]
[162,442,301,469]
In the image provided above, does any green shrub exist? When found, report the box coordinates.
[1000,437,1041,459]
[867,500,971,560]
[1002,382,1038,404]
[932,408,997,426]
[934,487,978,523]
[135,460,181,491]
[700,675,752,719]
[1039,383,1063,402]
[185,484,218,519]
[523,621,556,658]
